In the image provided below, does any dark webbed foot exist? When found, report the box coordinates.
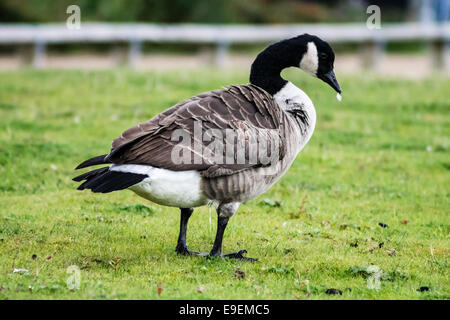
[209,249,258,262]
[176,245,257,261]
[175,244,207,256]
[222,249,257,261]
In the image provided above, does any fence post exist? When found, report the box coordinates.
[128,39,142,68]
[215,40,230,67]
[33,40,46,68]
[430,38,449,71]
[361,39,385,71]
[446,40,450,71]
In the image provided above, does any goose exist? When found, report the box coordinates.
[73,34,341,261]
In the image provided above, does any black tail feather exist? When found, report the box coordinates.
[73,167,108,182]
[75,154,110,170]
[74,167,147,194]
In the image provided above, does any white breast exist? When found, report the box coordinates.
[273,81,317,151]
[110,164,208,208]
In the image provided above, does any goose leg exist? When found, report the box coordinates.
[209,203,257,262]
[175,208,203,255]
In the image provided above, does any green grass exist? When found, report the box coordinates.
[0,68,448,300]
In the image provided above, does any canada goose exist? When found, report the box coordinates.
[74,34,341,261]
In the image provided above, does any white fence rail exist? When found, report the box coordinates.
[0,23,449,68]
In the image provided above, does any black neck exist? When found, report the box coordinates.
[250,51,288,96]
[249,37,309,96]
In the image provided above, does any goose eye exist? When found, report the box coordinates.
[319,53,328,60]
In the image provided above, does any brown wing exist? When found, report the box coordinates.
[106,85,286,177]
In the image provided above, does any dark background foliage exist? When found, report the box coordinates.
[0,0,410,24]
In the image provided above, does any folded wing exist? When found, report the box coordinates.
[106,85,286,178]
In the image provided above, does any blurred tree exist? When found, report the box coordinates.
[0,0,409,23]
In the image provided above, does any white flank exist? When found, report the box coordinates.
[299,42,319,76]
[110,164,208,208]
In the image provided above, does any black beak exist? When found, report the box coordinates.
[319,69,342,94]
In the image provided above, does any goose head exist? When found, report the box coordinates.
[298,35,341,94]
[250,34,342,95]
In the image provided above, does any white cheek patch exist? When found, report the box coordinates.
[299,42,319,76]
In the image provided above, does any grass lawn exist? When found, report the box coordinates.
[0,68,448,300]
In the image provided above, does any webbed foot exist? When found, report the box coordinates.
[209,249,258,262]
